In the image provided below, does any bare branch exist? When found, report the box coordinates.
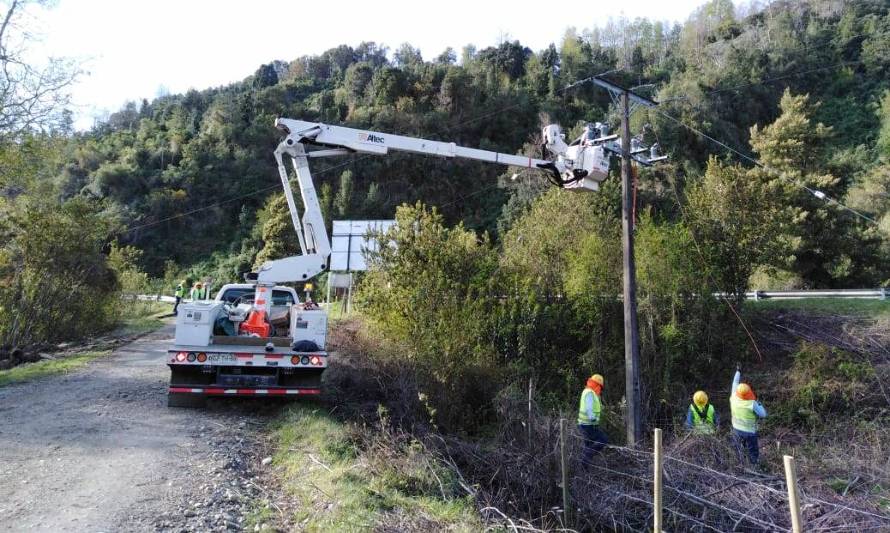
[0,0,79,138]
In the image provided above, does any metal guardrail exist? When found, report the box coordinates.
[130,294,177,303]
[742,289,888,300]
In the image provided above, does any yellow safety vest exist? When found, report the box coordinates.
[175,285,184,298]
[730,396,757,433]
[577,388,601,425]
[689,403,716,434]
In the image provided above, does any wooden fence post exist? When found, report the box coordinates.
[654,428,663,532]
[528,378,534,449]
[784,455,803,533]
[560,417,571,527]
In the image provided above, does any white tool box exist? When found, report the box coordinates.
[174,302,224,346]
[290,309,328,350]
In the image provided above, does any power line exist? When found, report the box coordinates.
[655,108,878,225]
[704,60,862,97]
[123,156,369,233]
[659,59,864,109]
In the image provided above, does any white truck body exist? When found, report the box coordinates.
[167,284,328,405]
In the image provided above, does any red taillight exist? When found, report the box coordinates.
[176,352,187,362]
[310,355,321,366]
[197,352,207,363]
[291,355,299,365]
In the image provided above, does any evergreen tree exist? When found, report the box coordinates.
[254,194,299,268]
[750,90,878,285]
[334,170,354,218]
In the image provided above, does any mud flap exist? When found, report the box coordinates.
[167,392,207,408]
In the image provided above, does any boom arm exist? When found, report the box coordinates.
[277,119,551,169]
[275,118,610,190]
[254,118,611,290]
[254,142,330,285]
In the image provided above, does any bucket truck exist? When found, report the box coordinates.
[166,118,618,407]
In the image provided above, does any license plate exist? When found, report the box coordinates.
[219,374,277,387]
[208,353,236,362]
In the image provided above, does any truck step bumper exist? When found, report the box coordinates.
[168,387,321,396]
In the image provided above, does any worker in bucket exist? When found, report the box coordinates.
[173,280,185,315]
[190,281,203,301]
[685,390,719,434]
[577,374,608,465]
[730,365,767,466]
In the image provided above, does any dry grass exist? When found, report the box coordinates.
[321,315,890,531]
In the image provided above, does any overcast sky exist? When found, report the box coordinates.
[28,0,710,129]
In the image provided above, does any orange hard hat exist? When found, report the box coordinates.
[587,374,604,390]
[736,383,755,400]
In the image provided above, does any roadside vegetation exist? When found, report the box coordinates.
[0,298,166,385]
[0,350,111,387]
[747,297,890,317]
[253,404,480,532]
[253,301,887,530]
[2,0,890,529]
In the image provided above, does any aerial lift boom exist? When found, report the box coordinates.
[252,118,617,304]
[167,117,665,406]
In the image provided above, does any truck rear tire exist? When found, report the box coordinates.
[167,392,207,408]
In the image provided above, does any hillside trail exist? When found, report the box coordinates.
[0,322,286,532]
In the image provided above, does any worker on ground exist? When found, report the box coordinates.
[685,390,719,434]
[200,280,211,300]
[190,282,203,301]
[577,374,608,465]
[730,365,767,466]
[173,280,185,315]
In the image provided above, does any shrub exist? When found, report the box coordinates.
[356,202,501,431]
[0,197,121,348]
[782,341,875,428]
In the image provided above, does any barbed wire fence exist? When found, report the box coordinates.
[428,392,890,532]
[561,423,890,532]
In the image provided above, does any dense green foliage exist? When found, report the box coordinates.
[358,198,746,433]
[4,0,890,428]
[33,0,888,288]
[356,203,500,429]
[0,134,138,351]
[0,194,120,347]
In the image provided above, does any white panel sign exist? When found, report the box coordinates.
[329,219,395,272]
[328,272,353,288]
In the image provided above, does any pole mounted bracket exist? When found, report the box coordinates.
[591,77,668,167]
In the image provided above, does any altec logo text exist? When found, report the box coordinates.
[360,133,385,143]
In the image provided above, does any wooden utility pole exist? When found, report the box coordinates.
[620,91,643,446]
[591,77,660,447]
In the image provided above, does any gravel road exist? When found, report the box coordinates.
[0,323,285,532]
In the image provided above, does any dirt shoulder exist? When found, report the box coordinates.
[0,323,286,532]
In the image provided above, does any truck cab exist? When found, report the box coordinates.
[167,283,328,407]
[215,283,298,306]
